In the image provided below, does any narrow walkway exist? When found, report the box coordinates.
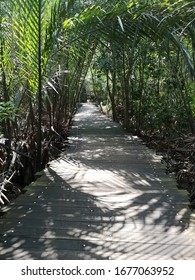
[1,103,195,259]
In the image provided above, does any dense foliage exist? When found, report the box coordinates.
[0,0,195,205]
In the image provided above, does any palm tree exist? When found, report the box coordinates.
[3,0,75,170]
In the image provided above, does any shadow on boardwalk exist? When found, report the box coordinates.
[1,103,195,259]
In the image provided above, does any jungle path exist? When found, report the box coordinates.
[1,103,195,260]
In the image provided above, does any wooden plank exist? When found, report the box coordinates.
[1,236,195,260]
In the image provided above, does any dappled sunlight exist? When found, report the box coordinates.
[1,103,195,259]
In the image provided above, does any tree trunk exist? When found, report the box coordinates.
[122,53,131,131]
[36,0,43,171]
[106,70,118,122]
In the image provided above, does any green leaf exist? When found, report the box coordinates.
[117,16,124,32]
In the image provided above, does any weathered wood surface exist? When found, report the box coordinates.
[1,103,195,259]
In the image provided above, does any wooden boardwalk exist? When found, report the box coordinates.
[1,103,195,259]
